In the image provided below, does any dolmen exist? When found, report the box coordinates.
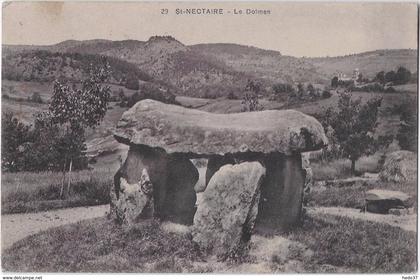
[110,99,327,257]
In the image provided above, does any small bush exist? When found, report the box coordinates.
[321,90,332,99]
[125,74,139,90]
[30,92,44,104]
[384,86,396,93]
[227,91,238,100]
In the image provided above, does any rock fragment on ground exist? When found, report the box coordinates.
[365,189,413,214]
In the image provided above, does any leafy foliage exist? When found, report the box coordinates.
[2,61,111,172]
[375,67,412,85]
[321,92,385,174]
[1,113,32,172]
[241,80,263,112]
[396,101,417,152]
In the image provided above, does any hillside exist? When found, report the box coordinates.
[3,37,259,98]
[3,37,417,98]
[191,43,327,84]
[305,49,417,78]
[2,50,153,85]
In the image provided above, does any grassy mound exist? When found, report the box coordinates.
[2,213,416,273]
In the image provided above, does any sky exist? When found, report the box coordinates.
[2,1,418,57]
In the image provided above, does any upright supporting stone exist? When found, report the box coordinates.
[111,145,199,225]
[111,145,168,224]
[205,155,235,187]
[256,153,305,232]
[163,156,199,225]
[193,162,266,259]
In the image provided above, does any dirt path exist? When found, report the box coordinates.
[307,206,417,232]
[1,205,109,251]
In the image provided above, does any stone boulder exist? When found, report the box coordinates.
[111,145,198,225]
[365,189,412,214]
[114,99,328,156]
[379,150,416,183]
[113,172,154,225]
[112,99,328,232]
[163,156,198,225]
[256,153,306,232]
[192,162,266,258]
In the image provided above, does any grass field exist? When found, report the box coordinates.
[308,180,417,209]
[2,212,416,273]
[311,154,382,181]
[1,169,113,214]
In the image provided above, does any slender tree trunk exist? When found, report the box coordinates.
[59,158,67,199]
[66,159,73,196]
[351,159,356,175]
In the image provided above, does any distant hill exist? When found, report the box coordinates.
[3,37,418,98]
[2,50,153,85]
[304,49,417,79]
[191,43,327,84]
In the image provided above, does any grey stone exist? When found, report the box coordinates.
[114,99,328,156]
[205,155,235,188]
[111,145,198,225]
[389,208,409,216]
[192,162,266,258]
[379,150,416,183]
[163,156,198,225]
[255,153,305,232]
[365,189,412,214]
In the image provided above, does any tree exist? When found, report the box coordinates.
[307,83,316,100]
[297,83,305,99]
[357,73,363,83]
[385,71,396,83]
[322,92,383,174]
[49,60,111,196]
[241,80,263,112]
[1,113,31,172]
[29,92,43,103]
[331,76,339,88]
[375,71,385,84]
[272,83,294,94]
[397,101,417,152]
[395,67,411,85]
[125,73,139,90]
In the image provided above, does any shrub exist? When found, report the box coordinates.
[125,74,140,90]
[227,91,238,100]
[272,83,294,94]
[384,86,396,93]
[1,113,32,172]
[396,101,417,152]
[321,90,332,99]
[351,83,384,92]
[30,92,43,103]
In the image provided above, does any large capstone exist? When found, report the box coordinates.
[192,162,266,258]
[114,99,328,156]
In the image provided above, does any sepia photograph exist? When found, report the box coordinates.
[0,1,418,275]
